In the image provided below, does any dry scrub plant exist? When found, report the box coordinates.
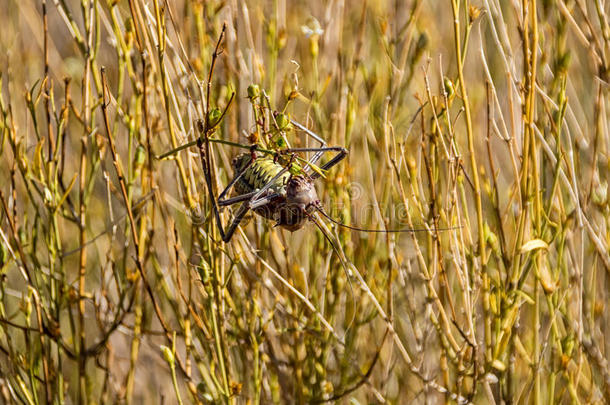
[0,0,610,403]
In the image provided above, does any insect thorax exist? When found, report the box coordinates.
[231,153,290,196]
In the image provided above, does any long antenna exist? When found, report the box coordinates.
[315,207,460,233]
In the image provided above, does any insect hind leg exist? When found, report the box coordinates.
[287,118,348,177]
[198,134,256,242]
[219,202,251,242]
[289,119,327,166]
[280,146,348,179]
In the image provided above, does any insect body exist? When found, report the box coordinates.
[231,153,321,231]
[199,117,348,243]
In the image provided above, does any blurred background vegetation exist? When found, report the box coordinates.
[1,0,610,403]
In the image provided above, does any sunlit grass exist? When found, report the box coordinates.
[0,0,609,403]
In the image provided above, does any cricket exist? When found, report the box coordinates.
[198,112,350,243]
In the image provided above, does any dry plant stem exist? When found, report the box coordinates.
[127,0,143,51]
[254,253,339,340]
[343,257,469,404]
[77,1,95,403]
[511,1,543,402]
[316,202,464,401]
[100,68,188,398]
[0,192,52,404]
[196,23,232,401]
[124,290,141,405]
[37,3,53,403]
[151,0,193,207]
[42,0,54,161]
[527,3,542,404]
[484,83,498,370]
[1,0,609,402]
[422,68,458,324]
[450,0,486,267]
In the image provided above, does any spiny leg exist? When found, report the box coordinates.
[216,193,283,241]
